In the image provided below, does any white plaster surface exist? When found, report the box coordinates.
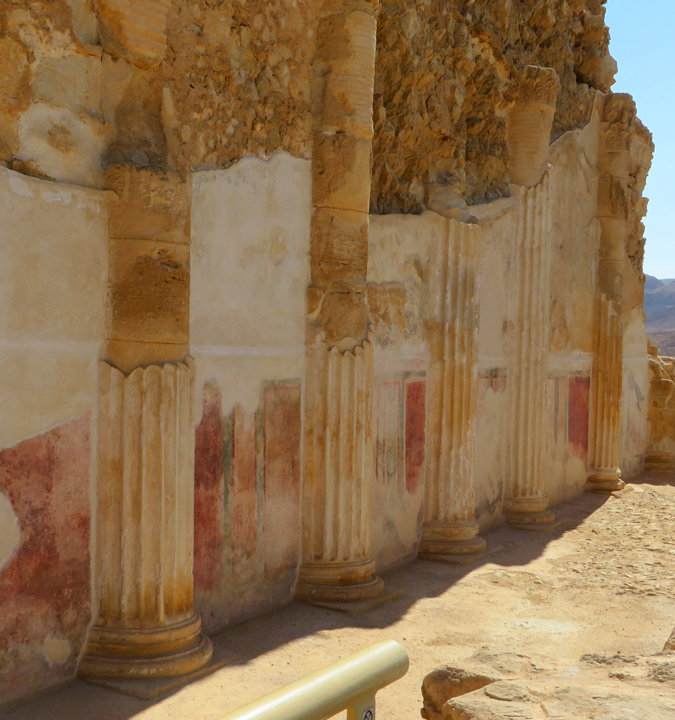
[620,310,649,477]
[0,167,108,448]
[18,104,107,189]
[190,152,311,414]
[0,491,20,571]
[365,118,642,524]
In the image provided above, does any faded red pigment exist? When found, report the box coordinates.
[194,382,226,594]
[231,403,259,587]
[568,376,591,462]
[262,383,302,577]
[405,379,426,494]
[0,415,91,701]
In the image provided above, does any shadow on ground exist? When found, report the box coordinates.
[3,473,672,720]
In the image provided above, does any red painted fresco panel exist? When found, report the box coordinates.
[263,383,302,576]
[568,376,590,462]
[0,415,91,701]
[231,404,259,585]
[194,381,225,593]
[405,379,426,494]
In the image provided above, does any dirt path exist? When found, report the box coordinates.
[3,473,675,720]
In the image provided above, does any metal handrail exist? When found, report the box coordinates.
[216,640,409,720]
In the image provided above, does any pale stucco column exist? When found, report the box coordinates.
[80,166,212,678]
[503,66,560,525]
[419,219,487,561]
[297,1,383,602]
[587,95,634,492]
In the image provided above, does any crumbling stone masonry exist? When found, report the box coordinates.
[0,0,655,704]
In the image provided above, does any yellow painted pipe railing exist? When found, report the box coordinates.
[217,640,409,720]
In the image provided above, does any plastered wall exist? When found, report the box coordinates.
[0,134,650,701]
[190,151,311,630]
[0,167,108,702]
[367,119,647,548]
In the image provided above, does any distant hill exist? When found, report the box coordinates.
[644,276,675,355]
[644,275,675,331]
[649,331,675,357]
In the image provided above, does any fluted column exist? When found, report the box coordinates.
[419,220,486,561]
[587,94,634,492]
[81,165,212,678]
[80,360,211,678]
[503,66,559,525]
[504,180,555,524]
[298,1,382,602]
[298,338,383,600]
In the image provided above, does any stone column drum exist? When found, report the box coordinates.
[80,166,212,678]
[419,220,487,561]
[503,66,559,525]
[587,94,635,492]
[298,1,383,602]
[504,179,556,525]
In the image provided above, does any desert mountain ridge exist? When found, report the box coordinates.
[645,275,675,355]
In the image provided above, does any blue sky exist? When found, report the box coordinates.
[605,1,675,279]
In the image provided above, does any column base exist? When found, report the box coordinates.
[296,558,385,603]
[503,496,555,526]
[418,520,487,560]
[79,613,213,680]
[586,467,625,493]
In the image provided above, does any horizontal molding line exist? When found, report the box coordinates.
[191,345,305,357]
[0,338,101,352]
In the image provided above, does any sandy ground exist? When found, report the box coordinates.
[3,472,674,720]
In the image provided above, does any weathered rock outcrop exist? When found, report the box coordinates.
[371,0,617,213]
[421,647,675,720]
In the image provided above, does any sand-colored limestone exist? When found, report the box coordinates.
[502,67,559,525]
[0,0,659,704]
[97,0,173,69]
[81,160,210,678]
[420,220,486,560]
[103,164,191,374]
[299,1,382,602]
[80,359,212,678]
[587,95,634,492]
[507,66,561,188]
[298,338,383,601]
[503,179,556,525]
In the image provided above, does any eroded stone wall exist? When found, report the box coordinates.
[371,0,616,213]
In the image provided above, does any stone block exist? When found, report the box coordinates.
[98,0,173,69]
[306,286,368,343]
[0,37,29,111]
[422,666,497,720]
[105,340,190,374]
[315,11,376,139]
[106,164,190,243]
[312,133,372,213]
[32,55,102,116]
[108,238,189,345]
[506,104,555,187]
[310,207,369,287]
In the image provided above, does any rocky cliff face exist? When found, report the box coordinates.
[0,0,648,225]
[371,0,617,213]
